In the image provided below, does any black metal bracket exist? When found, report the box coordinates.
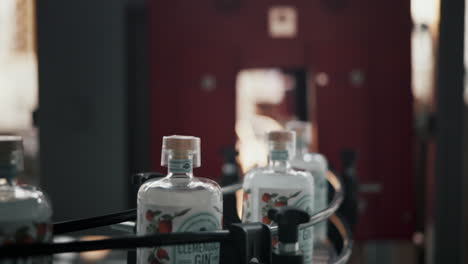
[225,223,272,264]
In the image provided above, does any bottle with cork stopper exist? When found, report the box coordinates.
[242,130,315,264]
[286,120,329,244]
[137,135,222,264]
[0,136,53,262]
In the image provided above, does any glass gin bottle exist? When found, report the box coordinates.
[287,121,329,243]
[137,135,223,264]
[242,131,315,264]
[0,136,53,263]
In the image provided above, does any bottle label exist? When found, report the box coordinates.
[269,150,289,161]
[137,204,222,264]
[0,220,53,264]
[258,188,314,264]
[168,159,192,174]
[0,221,52,245]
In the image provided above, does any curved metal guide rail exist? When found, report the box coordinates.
[0,172,352,263]
[0,216,352,264]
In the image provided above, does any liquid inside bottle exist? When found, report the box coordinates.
[287,121,329,243]
[137,135,223,264]
[242,130,315,264]
[0,136,53,264]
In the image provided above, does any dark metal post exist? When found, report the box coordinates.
[434,0,465,263]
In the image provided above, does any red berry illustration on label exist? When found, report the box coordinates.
[260,191,301,225]
[158,220,172,233]
[36,223,47,237]
[272,237,279,247]
[145,208,192,263]
[274,201,287,207]
[156,248,169,260]
[243,189,251,204]
[148,246,170,264]
[262,216,271,225]
[262,193,271,202]
[146,210,154,221]
[145,208,190,235]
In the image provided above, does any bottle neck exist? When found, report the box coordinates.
[268,149,291,171]
[0,164,17,186]
[295,140,309,156]
[167,158,193,178]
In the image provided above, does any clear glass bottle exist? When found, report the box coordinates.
[287,121,329,244]
[242,131,315,264]
[137,135,223,264]
[0,136,53,263]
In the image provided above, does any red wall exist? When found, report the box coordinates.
[150,0,413,240]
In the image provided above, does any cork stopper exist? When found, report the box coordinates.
[286,120,312,147]
[0,136,24,171]
[161,135,201,167]
[268,130,295,143]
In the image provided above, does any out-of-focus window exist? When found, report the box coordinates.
[0,0,38,184]
[411,0,439,108]
[236,69,301,172]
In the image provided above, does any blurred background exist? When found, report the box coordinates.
[0,0,467,263]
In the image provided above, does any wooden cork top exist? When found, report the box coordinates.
[268,130,295,142]
[161,135,201,167]
[163,135,200,151]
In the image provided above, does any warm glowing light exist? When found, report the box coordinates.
[411,0,440,105]
[326,171,341,191]
[411,0,439,25]
[53,236,78,261]
[411,27,434,104]
[79,236,111,262]
[268,6,298,38]
[236,189,244,219]
[315,72,329,87]
[235,69,285,172]
[0,0,38,132]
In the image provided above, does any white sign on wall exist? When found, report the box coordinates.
[268,6,298,38]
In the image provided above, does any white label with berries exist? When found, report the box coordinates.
[0,221,52,246]
[137,204,222,264]
[0,220,52,264]
[258,188,314,264]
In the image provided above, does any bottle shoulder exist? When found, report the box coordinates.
[0,184,52,221]
[292,153,327,168]
[291,154,328,177]
[138,175,222,197]
[243,166,314,186]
